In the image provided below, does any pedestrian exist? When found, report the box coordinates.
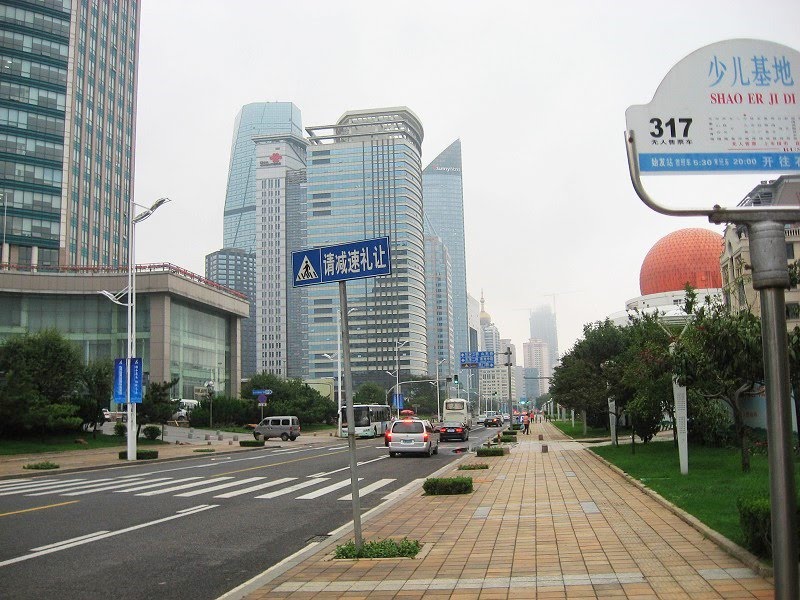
[522,412,530,435]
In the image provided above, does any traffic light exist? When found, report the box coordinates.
[453,374,459,385]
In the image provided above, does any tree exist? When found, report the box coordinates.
[239,372,336,424]
[673,299,763,471]
[140,377,180,434]
[787,326,800,456]
[0,329,83,437]
[80,359,114,438]
[354,382,385,405]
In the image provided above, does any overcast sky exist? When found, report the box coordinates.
[132,0,800,358]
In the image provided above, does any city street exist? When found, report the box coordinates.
[0,425,493,600]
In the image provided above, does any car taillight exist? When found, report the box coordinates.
[455,428,463,433]
[385,432,392,441]
[423,433,429,442]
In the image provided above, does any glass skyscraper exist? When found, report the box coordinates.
[422,139,468,377]
[424,233,454,379]
[305,107,427,386]
[222,102,303,253]
[1,0,140,268]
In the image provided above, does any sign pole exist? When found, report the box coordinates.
[340,280,362,550]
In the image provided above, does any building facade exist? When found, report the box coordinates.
[205,248,256,377]
[424,233,454,380]
[252,133,307,377]
[1,0,140,268]
[529,305,558,378]
[523,338,551,399]
[422,139,468,375]
[0,264,249,398]
[304,107,427,387]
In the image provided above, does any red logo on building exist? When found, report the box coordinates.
[269,152,282,164]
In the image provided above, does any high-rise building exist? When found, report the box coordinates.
[252,134,307,377]
[1,0,141,268]
[529,305,558,373]
[222,102,303,253]
[424,233,454,379]
[304,107,427,387]
[205,248,256,377]
[523,338,551,398]
[422,140,468,374]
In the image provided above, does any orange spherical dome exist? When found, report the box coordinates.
[639,228,723,295]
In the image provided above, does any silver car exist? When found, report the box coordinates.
[387,418,439,457]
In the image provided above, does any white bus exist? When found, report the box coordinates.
[340,404,392,438]
[442,398,472,429]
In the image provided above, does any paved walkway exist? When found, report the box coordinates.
[233,421,774,600]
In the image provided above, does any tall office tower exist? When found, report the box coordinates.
[523,338,551,398]
[478,292,504,410]
[1,0,140,268]
[305,108,427,386]
[252,134,307,377]
[222,102,303,253]
[422,140,468,375]
[205,248,256,377]
[499,337,517,411]
[424,234,454,379]
[529,305,558,372]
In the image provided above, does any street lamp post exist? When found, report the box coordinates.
[435,358,445,422]
[101,197,170,461]
[394,340,408,418]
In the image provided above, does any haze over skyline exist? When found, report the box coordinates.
[131,0,800,359]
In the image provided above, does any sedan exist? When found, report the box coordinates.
[439,420,469,442]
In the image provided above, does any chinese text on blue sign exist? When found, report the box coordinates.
[292,236,391,287]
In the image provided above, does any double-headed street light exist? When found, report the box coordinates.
[393,340,408,418]
[100,197,171,461]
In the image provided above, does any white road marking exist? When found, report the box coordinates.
[0,479,92,496]
[113,477,203,493]
[135,477,235,496]
[214,477,296,498]
[61,478,174,496]
[296,478,362,500]
[30,531,110,551]
[255,478,328,499]
[308,455,388,478]
[338,478,396,500]
[24,478,134,496]
[174,477,266,497]
[0,505,217,568]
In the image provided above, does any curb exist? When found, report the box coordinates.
[585,448,775,580]
[216,447,476,600]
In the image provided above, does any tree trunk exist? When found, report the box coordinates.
[732,385,751,472]
[582,410,587,436]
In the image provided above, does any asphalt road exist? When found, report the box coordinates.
[0,424,497,600]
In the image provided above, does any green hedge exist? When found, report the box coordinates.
[511,423,523,430]
[423,476,473,495]
[737,494,800,560]
[334,537,421,559]
[23,461,59,470]
[476,447,505,457]
[499,435,516,443]
[142,425,161,440]
[458,463,488,470]
[502,430,517,436]
[118,449,158,460]
[240,439,265,447]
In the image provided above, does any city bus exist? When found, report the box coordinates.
[340,404,392,438]
[442,398,472,428]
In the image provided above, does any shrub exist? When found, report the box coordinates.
[142,425,161,440]
[499,435,516,443]
[334,537,421,559]
[511,423,522,430]
[423,476,473,495]
[23,461,59,470]
[118,449,159,460]
[240,439,265,447]
[477,447,505,457]
[688,393,734,447]
[737,494,800,560]
[113,421,126,437]
[458,463,488,470]
[193,448,215,452]
[503,430,517,436]
[627,394,663,443]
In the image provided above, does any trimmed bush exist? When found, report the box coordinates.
[334,537,421,559]
[23,461,60,470]
[118,449,159,460]
[499,435,516,443]
[458,463,488,470]
[113,421,126,437]
[142,425,162,440]
[502,430,517,436]
[737,494,800,560]
[193,448,215,452]
[240,439,265,447]
[511,423,523,430]
[423,476,473,495]
[477,447,505,457]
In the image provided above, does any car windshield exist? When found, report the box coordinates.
[392,421,424,433]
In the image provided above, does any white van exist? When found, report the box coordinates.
[253,416,301,441]
[171,399,199,421]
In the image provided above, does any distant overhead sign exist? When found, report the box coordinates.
[626,39,800,175]
[292,236,391,287]
[460,351,495,369]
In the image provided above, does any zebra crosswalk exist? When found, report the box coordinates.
[0,474,397,502]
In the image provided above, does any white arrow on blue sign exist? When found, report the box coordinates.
[252,389,273,396]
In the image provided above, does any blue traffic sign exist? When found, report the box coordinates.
[292,236,391,287]
[252,389,273,396]
[257,394,267,405]
[392,393,404,409]
[112,357,143,404]
[460,351,494,369]
[113,358,126,403]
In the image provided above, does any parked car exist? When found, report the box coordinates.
[386,418,439,457]
[484,411,502,427]
[171,399,199,421]
[253,416,301,441]
[439,420,469,442]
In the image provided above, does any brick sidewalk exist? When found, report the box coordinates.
[236,421,774,600]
